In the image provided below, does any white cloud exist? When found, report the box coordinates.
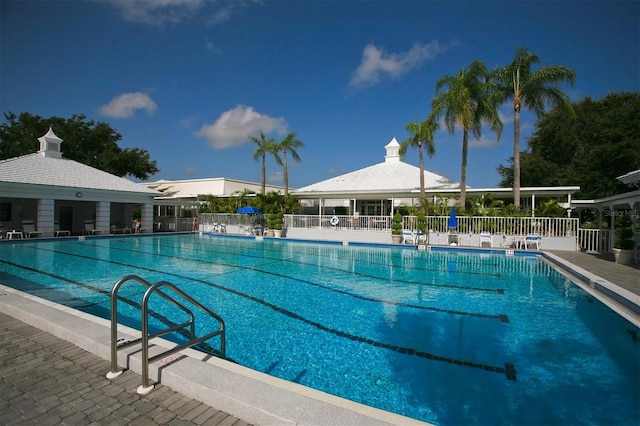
[470,135,500,149]
[268,170,283,184]
[195,105,288,149]
[112,0,205,26]
[99,92,157,119]
[111,0,253,26]
[350,41,446,89]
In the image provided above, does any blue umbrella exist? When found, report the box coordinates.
[447,206,458,229]
[236,206,262,214]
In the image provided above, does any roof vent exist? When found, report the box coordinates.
[37,127,63,159]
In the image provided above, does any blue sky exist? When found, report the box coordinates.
[2,1,638,189]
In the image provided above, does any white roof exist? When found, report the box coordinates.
[144,178,284,199]
[617,169,640,185]
[292,137,459,197]
[0,153,159,195]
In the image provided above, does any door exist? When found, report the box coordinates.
[59,205,73,233]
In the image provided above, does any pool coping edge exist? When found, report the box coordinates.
[0,284,431,426]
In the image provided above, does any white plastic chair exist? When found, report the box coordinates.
[402,230,416,244]
[525,235,542,250]
[22,220,43,238]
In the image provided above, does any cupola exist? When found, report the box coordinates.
[384,137,400,162]
[37,127,63,158]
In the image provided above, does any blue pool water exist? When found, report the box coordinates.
[1,234,638,425]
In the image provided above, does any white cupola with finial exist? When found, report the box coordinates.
[37,127,63,158]
[384,137,401,162]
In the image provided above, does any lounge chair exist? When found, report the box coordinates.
[402,230,416,245]
[55,220,71,237]
[525,235,542,250]
[502,234,514,248]
[480,233,492,248]
[458,233,472,246]
[84,220,102,235]
[22,220,43,238]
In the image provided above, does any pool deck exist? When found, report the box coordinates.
[1,249,638,425]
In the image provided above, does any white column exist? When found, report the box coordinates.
[531,194,536,217]
[141,203,153,233]
[37,199,55,237]
[95,201,111,234]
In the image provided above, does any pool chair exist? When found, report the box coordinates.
[456,233,471,246]
[502,234,515,248]
[402,230,417,244]
[22,220,43,238]
[525,235,542,250]
[480,232,492,248]
[436,233,449,245]
[54,220,71,237]
[83,220,102,235]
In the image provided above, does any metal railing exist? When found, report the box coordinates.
[154,217,194,232]
[285,214,579,236]
[200,213,266,229]
[106,275,225,395]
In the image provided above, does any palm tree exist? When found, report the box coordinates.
[276,132,304,196]
[493,46,575,207]
[429,60,503,208]
[249,131,276,194]
[399,118,437,205]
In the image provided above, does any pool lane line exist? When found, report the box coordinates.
[8,245,517,380]
[0,259,227,359]
[91,241,509,322]
[122,238,506,295]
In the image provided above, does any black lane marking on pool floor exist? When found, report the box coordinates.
[0,259,226,358]
[130,237,506,295]
[8,245,516,380]
[101,241,509,323]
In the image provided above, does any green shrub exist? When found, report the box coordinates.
[614,215,635,250]
[391,212,403,235]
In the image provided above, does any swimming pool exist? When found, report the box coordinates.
[1,234,638,425]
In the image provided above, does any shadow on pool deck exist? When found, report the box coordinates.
[548,250,640,297]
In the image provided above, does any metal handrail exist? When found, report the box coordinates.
[106,275,226,395]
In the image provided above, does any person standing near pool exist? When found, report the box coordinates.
[134,218,141,233]
[192,216,197,232]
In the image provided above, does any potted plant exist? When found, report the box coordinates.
[613,214,635,265]
[266,213,277,237]
[391,212,403,244]
[272,212,284,238]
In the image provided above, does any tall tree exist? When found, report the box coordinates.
[429,60,503,208]
[276,132,304,196]
[249,131,276,194]
[492,46,575,207]
[0,112,159,179]
[400,118,437,204]
[497,92,640,199]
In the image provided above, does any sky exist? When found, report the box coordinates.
[1,0,638,190]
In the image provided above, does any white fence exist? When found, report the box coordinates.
[194,213,624,253]
[285,214,579,236]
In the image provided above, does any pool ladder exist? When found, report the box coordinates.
[106,274,226,395]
